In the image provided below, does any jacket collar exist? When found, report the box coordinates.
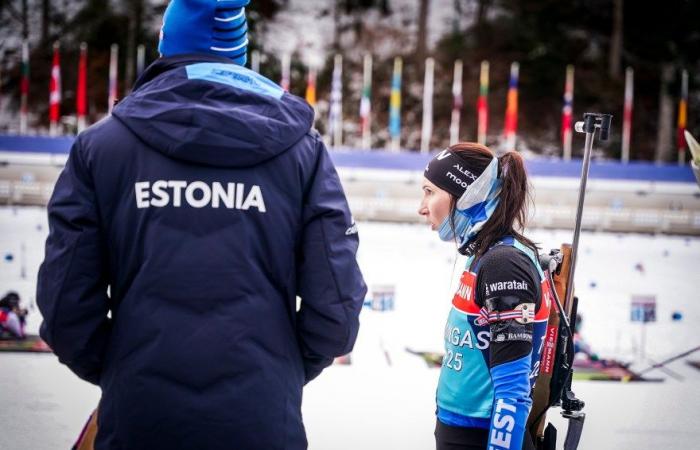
[133,53,239,91]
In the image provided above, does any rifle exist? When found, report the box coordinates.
[72,407,98,450]
[527,113,613,450]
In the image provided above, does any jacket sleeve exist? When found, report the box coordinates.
[37,138,111,385]
[476,248,540,450]
[296,137,367,384]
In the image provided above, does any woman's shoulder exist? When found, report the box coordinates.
[475,241,542,301]
[477,240,540,277]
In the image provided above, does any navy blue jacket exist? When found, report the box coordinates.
[37,55,366,450]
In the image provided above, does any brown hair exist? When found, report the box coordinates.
[447,142,538,260]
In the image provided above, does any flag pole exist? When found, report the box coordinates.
[327,54,343,148]
[108,44,119,115]
[136,44,146,80]
[281,53,290,91]
[420,57,434,153]
[449,59,463,145]
[250,50,260,73]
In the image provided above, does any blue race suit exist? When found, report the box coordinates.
[436,237,552,450]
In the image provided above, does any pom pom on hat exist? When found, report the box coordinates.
[158,0,250,66]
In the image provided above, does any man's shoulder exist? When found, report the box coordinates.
[76,115,130,151]
[284,129,324,161]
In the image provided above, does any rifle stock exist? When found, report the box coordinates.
[72,407,98,450]
[527,243,573,445]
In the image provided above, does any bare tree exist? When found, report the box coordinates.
[452,0,463,33]
[333,0,341,51]
[22,0,28,39]
[655,63,675,162]
[474,0,492,49]
[125,0,144,92]
[41,0,50,43]
[608,0,623,79]
[476,0,492,28]
[416,0,429,61]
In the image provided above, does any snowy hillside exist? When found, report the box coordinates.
[259,0,466,66]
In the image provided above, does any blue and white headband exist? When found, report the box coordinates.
[424,148,487,198]
[437,156,502,250]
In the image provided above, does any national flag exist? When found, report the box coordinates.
[477,61,489,145]
[305,66,316,107]
[621,67,634,163]
[360,54,372,149]
[503,62,519,150]
[20,40,29,135]
[389,57,402,152]
[49,42,61,135]
[677,69,688,165]
[77,42,88,133]
[561,65,574,161]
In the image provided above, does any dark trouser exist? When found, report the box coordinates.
[435,419,536,450]
[435,420,488,450]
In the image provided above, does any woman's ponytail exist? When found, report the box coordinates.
[469,149,536,259]
[447,144,537,258]
[497,150,531,234]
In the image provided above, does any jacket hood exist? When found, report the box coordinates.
[112,54,314,168]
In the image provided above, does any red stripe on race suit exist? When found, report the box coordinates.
[452,270,480,313]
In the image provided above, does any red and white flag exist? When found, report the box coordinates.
[77,42,88,133]
[677,69,688,165]
[20,40,29,135]
[621,67,634,163]
[49,41,61,136]
[359,54,372,149]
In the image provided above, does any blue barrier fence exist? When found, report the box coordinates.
[0,134,695,183]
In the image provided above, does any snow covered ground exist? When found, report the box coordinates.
[1,206,700,449]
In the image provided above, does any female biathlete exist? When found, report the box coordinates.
[418,143,551,450]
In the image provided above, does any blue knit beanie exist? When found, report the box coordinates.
[158,0,250,66]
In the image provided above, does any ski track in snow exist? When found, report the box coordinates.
[1,206,699,449]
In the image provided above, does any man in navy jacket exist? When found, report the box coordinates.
[37,1,366,448]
